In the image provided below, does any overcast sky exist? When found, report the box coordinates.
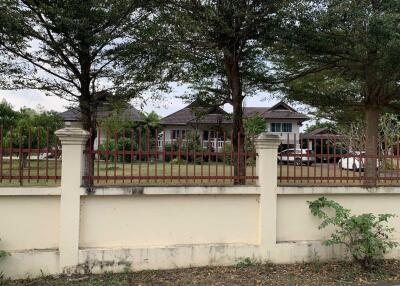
[0,85,281,116]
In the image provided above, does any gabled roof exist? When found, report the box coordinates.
[160,105,230,125]
[60,104,142,122]
[301,127,344,140]
[243,101,309,121]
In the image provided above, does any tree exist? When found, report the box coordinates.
[244,114,267,137]
[139,111,160,133]
[274,0,400,185]
[162,0,283,184]
[0,0,26,89]
[0,0,164,139]
[304,121,337,134]
[0,100,20,132]
[2,108,64,179]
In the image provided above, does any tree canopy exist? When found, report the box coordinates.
[274,0,400,184]
[0,0,166,135]
[160,0,284,183]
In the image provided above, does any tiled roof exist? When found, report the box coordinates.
[160,106,230,125]
[301,127,344,140]
[60,104,142,122]
[243,102,309,121]
[161,101,309,125]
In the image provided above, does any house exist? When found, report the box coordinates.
[301,127,345,149]
[159,103,231,149]
[159,101,309,149]
[243,101,309,146]
[60,103,142,148]
[61,104,142,128]
[301,127,347,161]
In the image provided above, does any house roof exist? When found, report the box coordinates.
[160,101,309,126]
[243,101,309,121]
[301,127,344,140]
[160,105,230,126]
[60,104,142,122]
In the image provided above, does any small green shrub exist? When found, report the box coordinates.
[0,238,8,259]
[236,257,257,268]
[308,197,398,270]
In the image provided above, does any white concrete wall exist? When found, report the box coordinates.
[0,189,60,251]
[277,187,400,243]
[80,194,259,248]
[3,129,400,279]
[4,184,400,278]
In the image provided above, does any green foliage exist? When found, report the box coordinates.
[276,0,400,121]
[0,102,64,151]
[304,121,337,134]
[99,138,138,163]
[236,257,257,268]
[0,250,8,259]
[0,0,166,131]
[244,114,267,137]
[160,0,284,145]
[0,238,10,261]
[0,100,20,131]
[308,197,398,269]
[164,132,205,164]
[139,111,160,132]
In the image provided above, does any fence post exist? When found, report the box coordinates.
[255,133,281,254]
[55,127,89,272]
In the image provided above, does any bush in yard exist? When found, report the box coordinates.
[99,138,138,163]
[308,197,398,270]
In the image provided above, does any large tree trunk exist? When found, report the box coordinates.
[364,107,380,187]
[79,97,96,187]
[79,52,97,186]
[224,52,246,185]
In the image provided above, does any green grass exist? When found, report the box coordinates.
[278,161,400,186]
[2,158,400,187]
[0,159,61,187]
[90,161,257,186]
[0,159,258,187]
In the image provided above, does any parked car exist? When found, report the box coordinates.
[315,145,348,163]
[278,149,315,166]
[338,152,379,171]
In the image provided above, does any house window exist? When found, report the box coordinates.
[271,123,281,132]
[282,123,292,132]
[271,123,292,133]
[172,130,186,139]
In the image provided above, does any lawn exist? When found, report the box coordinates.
[2,260,400,285]
[0,160,258,186]
[278,162,400,186]
[2,159,400,187]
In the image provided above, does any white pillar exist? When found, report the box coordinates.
[55,127,89,272]
[255,133,281,253]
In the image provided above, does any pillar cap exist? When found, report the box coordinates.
[55,127,89,145]
[255,133,282,149]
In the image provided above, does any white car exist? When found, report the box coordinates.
[278,148,315,166]
[338,152,379,171]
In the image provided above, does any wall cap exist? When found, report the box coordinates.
[55,127,89,145]
[255,133,281,149]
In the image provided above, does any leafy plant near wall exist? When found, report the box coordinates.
[0,238,9,259]
[308,197,398,270]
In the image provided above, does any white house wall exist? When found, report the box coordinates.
[265,120,301,145]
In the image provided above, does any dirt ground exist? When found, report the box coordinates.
[3,260,400,286]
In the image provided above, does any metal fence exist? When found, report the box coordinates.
[278,133,400,186]
[83,129,258,186]
[0,127,61,186]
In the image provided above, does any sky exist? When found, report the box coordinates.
[0,85,281,116]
